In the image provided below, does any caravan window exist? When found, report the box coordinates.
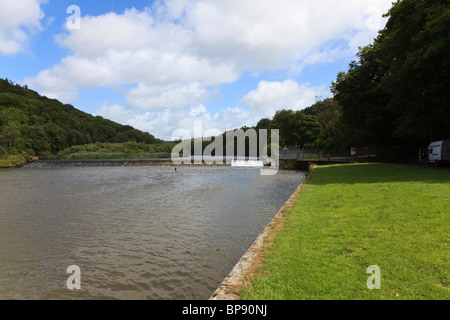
[429,149,433,155]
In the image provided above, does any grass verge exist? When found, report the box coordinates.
[240,163,449,300]
[0,153,31,167]
[59,151,173,160]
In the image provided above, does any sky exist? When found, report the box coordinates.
[0,0,394,141]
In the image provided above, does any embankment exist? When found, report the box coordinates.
[23,159,233,167]
[24,159,174,167]
[231,163,450,300]
[209,168,313,300]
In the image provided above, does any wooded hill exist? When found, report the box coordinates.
[254,0,449,161]
[331,0,449,157]
[1,0,448,162]
[0,78,162,158]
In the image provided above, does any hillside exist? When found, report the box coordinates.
[0,78,161,158]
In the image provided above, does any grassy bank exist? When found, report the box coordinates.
[56,142,176,160]
[57,151,173,160]
[240,163,449,300]
[0,153,31,167]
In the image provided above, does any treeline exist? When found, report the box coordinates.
[175,98,342,159]
[254,98,342,151]
[0,78,162,158]
[2,1,447,162]
[237,0,449,160]
[57,141,176,160]
[331,0,449,157]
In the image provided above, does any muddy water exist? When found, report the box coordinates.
[0,166,305,300]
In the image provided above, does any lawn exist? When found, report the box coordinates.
[240,163,449,300]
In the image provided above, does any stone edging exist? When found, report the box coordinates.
[209,168,314,300]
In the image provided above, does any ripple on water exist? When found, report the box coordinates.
[0,166,305,299]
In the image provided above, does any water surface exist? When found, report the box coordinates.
[0,166,305,299]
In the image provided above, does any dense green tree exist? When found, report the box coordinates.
[25,124,51,155]
[0,78,162,157]
[379,0,450,143]
[303,98,342,148]
[331,0,449,154]
[0,121,23,154]
[332,47,394,148]
[255,118,271,131]
[269,109,323,148]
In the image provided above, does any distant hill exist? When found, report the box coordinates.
[0,78,161,158]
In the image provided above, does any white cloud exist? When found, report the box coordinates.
[103,105,216,141]
[25,66,80,101]
[94,102,133,123]
[0,0,46,55]
[185,0,392,70]
[24,0,393,139]
[56,9,159,57]
[94,79,326,141]
[26,0,393,98]
[241,80,328,119]
[94,102,252,141]
[126,82,212,111]
[214,107,251,130]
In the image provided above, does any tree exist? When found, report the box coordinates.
[255,118,271,130]
[0,121,23,154]
[379,0,450,144]
[270,109,323,148]
[0,78,162,157]
[303,98,342,147]
[331,0,449,153]
[331,40,395,147]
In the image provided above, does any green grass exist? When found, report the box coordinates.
[0,153,31,167]
[240,163,449,300]
[56,142,176,160]
[61,151,173,160]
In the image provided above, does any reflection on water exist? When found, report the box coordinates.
[0,166,305,300]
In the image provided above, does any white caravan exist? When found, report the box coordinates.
[426,140,450,166]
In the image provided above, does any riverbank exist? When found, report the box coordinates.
[22,158,282,168]
[0,164,305,299]
[22,159,235,167]
[210,166,313,300]
[0,154,33,168]
[24,159,176,167]
[215,163,449,300]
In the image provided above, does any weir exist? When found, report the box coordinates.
[23,159,176,167]
[279,159,352,170]
[23,158,351,169]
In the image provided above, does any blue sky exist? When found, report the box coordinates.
[0,0,393,140]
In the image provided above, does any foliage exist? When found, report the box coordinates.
[235,0,449,157]
[3,0,447,160]
[186,97,343,158]
[331,0,450,152]
[57,141,176,160]
[0,152,32,167]
[0,78,162,157]
[251,98,342,151]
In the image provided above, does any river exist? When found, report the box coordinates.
[0,166,305,300]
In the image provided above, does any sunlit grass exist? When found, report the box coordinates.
[62,151,172,160]
[240,163,450,300]
[0,154,30,167]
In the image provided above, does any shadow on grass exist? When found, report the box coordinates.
[309,162,450,185]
